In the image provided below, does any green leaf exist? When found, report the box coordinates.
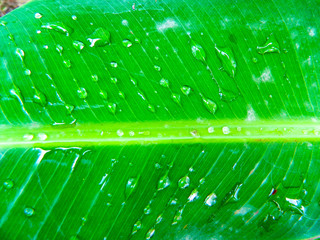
[0,0,319,239]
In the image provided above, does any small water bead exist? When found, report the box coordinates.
[147,104,156,113]
[154,65,161,71]
[122,39,133,48]
[33,91,47,106]
[156,215,163,224]
[181,85,192,96]
[3,179,14,189]
[107,102,117,114]
[110,61,118,68]
[65,104,74,114]
[34,13,43,19]
[135,37,141,44]
[118,91,125,99]
[72,15,77,20]
[63,59,71,68]
[146,228,155,239]
[191,41,206,62]
[171,93,181,105]
[199,178,205,185]
[257,33,280,54]
[99,90,108,100]
[23,134,34,141]
[172,207,184,225]
[126,177,138,198]
[38,133,48,141]
[91,74,98,82]
[188,189,199,202]
[159,78,169,88]
[131,220,142,235]
[77,87,88,99]
[144,204,151,215]
[15,48,25,61]
[222,126,230,135]
[41,22,72,36]
[24,69,32,76]
[73,40,85,53]
[215,45,237,78]
[178,176,190,189]
[157,175,170,190]
[205,192,217,206]
[201,95,217,114]
[208,127,214,133]
[110,77,118,84]
[252,57,258,63]
[87,27,110,47]
[24,207,35,217]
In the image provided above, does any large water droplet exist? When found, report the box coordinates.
[77,87,88,99]
[223,183,243,204]
[131,220,142,235]
[181,85,192,96]
[257,34,280,54]
[146,228,155,239]
[41,22,72,36]
[24,207,35,217]
[159,78,169,88]
[87,27,110,47]
[191,41,206,62]
[122,39,133,48]
[172,207,184,225]
[188,189,199,202]
[201,95,217,114]
[15,48,24,61]
[126,177,138,199]
[205,192,217,206]
[34,13,43,19]
[33,91,47,106]
[73,40,85,53]
[215,45,237,78]
[178,176,190,189]
[3,179,14,189]
[157,175,170,191]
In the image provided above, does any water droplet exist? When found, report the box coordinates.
[87,27,110,47]
[107,102,117,114]
[65,104,74,114]
[257,34,280,54]
[208,127,214,133]
[55,44,63,54]
[131,220,142,235]
[118,91,125,99]
[205,192,217,206]
[219,88,239,102]
[110,77,118,84]
[171,93,181,105]
[126,177,138,198]
[117,129,124,137]
[222,183,243,204]
[215,45,237,78]
[3,179,14,189]
[41,22,72,36]
[146,228,155,239]
[188,189,199,202]
[23,134,34,141]
[99,90,108,100]
[77,87,88,99]
[34,13,43,19]
[110,61,118,68]
[33,91,47,106]
[63,59,71,68]
[91,74,98,82]
[154,65,161,71]
[38,133,48,141]
[15,48,24,61]
[199,178,205,185]
[201,95,217,114]
[252,57,258,63]
[24,69,31,76]
[222,126,230,135]
[156,215,163,224]
[73,40,85,53]
[24,207,35,217]
[191,41,206,62]
[72,15,77,20]
[172,207,184,225]
[157,175,170,191]
[8,34,14,41]
[122,39,133,48]
[181,85,192,96]
[178,176,190,189]
[147,104,155,113]
[159,78,169,88]
[144,204,151,215]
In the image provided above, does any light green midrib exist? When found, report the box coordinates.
[1,120,320,147]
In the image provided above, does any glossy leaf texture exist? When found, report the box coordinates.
[0,0,319,239]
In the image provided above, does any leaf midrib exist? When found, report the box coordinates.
[1,120,320,147]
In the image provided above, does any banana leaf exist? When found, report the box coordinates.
[0,0,319,239]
